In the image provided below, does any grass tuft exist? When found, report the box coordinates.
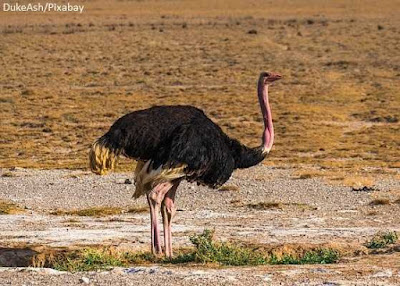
[185,230,339,265]
[369,199,391,206]
[248,202,283,210]
[0,200,24,214]
[269,248,339,265]
[218,185,240,192]
[365,231,398,249]
[127,206,149,213]
[53,248,126,272]
[184,229,267,265]
[50,207,123,217]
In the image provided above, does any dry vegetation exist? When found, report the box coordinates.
[0,0,399,177]
[0,200,24,214]
[247,201,316,211]
[218,185,240,192]
[50,207,124,217]
[7,229,397,271]
[49,205,149,217]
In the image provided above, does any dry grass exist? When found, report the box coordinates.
[50,207,124,217]
[218,185,240,192]
[63,218,81,223]
[343,176,376,188]
[50,206,149,216]
[127,205,149,213]
[247,201,315,211]
[0,0,399,175]
[1,172,18,177]
[248,202,283,210]
[369,199,391,206]
[0,200,24,214]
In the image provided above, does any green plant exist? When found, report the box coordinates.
[49,230,341,271]
[53,248,126,272]
[269,248,339,264]
[187,229,267,266]
[365,231,398,249]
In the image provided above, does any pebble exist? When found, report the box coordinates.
[80,277,90,284]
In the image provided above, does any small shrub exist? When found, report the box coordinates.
[187,229,267,266]
[181,230,339,266]
[365,231,398,249]
[269,248,339,264]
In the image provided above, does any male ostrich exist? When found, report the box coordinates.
[89,72,281,258]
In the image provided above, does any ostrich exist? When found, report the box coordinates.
[89,72,281,258]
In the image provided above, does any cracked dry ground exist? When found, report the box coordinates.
[0,167,399,285]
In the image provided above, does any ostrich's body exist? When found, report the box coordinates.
[89,72,281,257]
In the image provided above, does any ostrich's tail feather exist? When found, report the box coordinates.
[133,160,186,198]
[89,136,121,175]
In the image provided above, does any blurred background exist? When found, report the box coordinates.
[0,0,399,180]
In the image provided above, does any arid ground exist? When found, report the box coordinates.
[0,0,399,285]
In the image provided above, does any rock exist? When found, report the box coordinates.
[110,268,125,275]
[149,268,157,274]
[124,179,132,184]
[247,29,257,34]
[262,274,272,282]
[312,268,330,273]
[80,277,90,284]
[40,268,65,275]
[125,267,146,274]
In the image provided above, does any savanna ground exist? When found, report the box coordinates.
[0,0,399,285]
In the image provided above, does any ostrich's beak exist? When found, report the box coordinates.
[269,72,282,81]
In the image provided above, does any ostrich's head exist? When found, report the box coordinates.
[259,71,282,85]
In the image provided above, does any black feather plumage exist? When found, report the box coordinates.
[96,105,266,188]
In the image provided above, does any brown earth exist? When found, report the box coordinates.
[0,0,399,176]
[1,0,400,285]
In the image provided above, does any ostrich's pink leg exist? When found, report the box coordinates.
[161,180,180,258]
[147,182,173,255]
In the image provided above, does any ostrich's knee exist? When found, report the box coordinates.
[163,197,176,219]
[149,182,172,205]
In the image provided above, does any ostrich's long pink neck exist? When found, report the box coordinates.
[257,79,274,154]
